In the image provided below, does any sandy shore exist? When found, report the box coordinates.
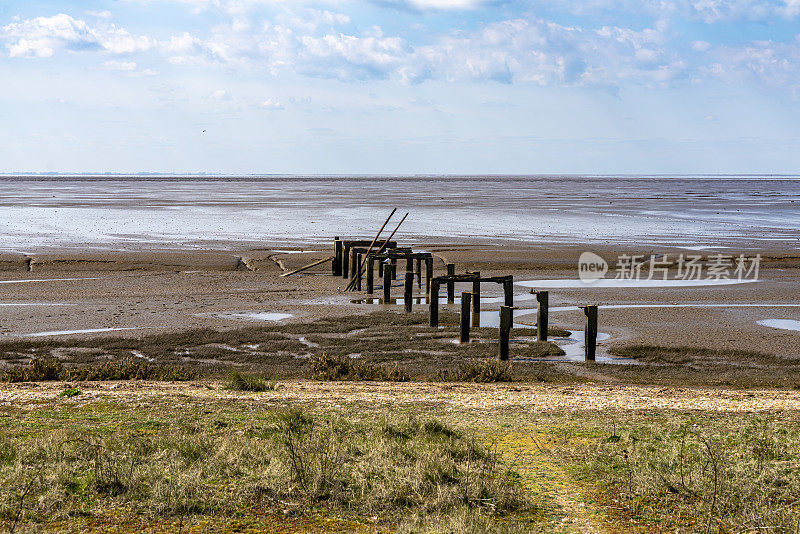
[0,243,799,361]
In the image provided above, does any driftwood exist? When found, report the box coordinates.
[280,256,334,277]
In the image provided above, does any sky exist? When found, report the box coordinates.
[1,0,799,174]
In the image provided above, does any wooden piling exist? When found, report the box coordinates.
[460,292,472,343]
[406,256,413,274]
[446,264,455,303]
[383,264,392,304]
[350,249,358,285]
[404,272,414,313]
[429,280,440,327]
[391,258,397,280]
[333,237,342,276]
[584,305,598,362]
[416,257,422,288]
[425,257,433,294]
[503,279,514,307]
[356,253,362,291]
[366,257,375,294]
[471,271,481,327]
[499,306,513,361]
[378,260,384,277]
[342,244,350,279]
[536,290,549,342]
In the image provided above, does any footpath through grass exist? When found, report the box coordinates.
[1,383,799,533]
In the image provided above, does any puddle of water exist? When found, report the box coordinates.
[548,303,800,312]
[26,327,140,337]
[680,245,729,251]
[130,350,155,362]
[0,278,100,285]
[298,336,320,348]
[351,296,430,305]
[516,279,758,289]
[199,311,294,322]
[758,319,800,332]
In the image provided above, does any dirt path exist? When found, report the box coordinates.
[3,381,800,413]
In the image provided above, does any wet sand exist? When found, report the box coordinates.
[0,243,798,362]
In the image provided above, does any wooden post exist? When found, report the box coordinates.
[350,249,358,285]
[342,244,350,278]
[404,272,414,313]
[425,257,433,294]
[378,260,384,277]
[356,253,363,291]
[366,257,375,294]
[446,264,455,303]
[406,256,413,274]
[333,237,342,276]
[471,272,481,327]
[416,257,422,288]
[383,264,392,304]
[536,290,549,342]
[584,305,598,362]
[460,292,472,343]
[391,258,397,280]
[499,306,513,361]
[429,280,440,327]
[503,279,514,307]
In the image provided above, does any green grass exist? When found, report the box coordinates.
[224,371,277,392]
[58,387,81,398]
[0,402,533,533]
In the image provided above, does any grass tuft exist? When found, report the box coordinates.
[1,357,195,383]
[308,353,409,382]
[58,387,81,398]
[224,371,277,392]
[436,360,513,383]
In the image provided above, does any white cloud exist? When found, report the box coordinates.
[783,0,800,17]
[260,98,284,109]
[211,89,232,100]
[373,0,488,9]
[86,10,113,19]
[2,13,154,58]
[691,40,712,51]
[104,60,138,71]
[103,59,159,76]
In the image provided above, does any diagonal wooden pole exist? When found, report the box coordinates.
[343,208,396,291]
[347,211,409,291]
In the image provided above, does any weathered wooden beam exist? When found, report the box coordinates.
[342,244,350,279]
[429,279,440,327]
[583,305,598,362]
[460,292,472,343]
[536,290,549,342]
[383,263,392,304]
[416,257,422,288]
[404,272,414,313]
[280,256,334,277]
[356,253,363,291]
[503,279,514,307]
[425,257,433,294]
[333,237,342,276]
[470,271,481,327]
[446,263,455,303]
[366,257,375,294]
[499,306,514,361]
[350,248,358,285]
